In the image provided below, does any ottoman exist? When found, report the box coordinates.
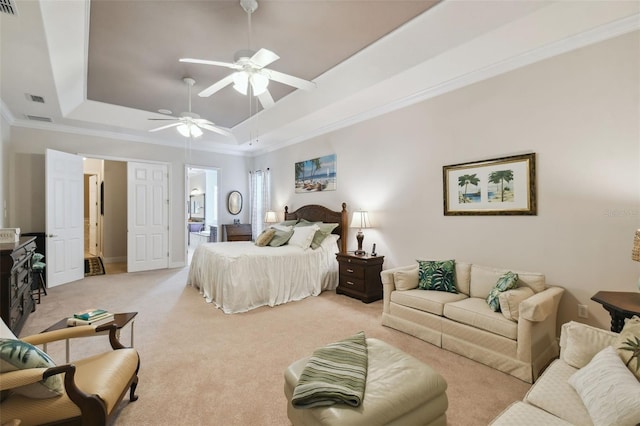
[284,338,448,426]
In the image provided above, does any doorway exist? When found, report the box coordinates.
[186,166,219,264]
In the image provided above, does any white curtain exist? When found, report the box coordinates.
[249,168,271,238]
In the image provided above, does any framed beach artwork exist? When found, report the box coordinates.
[295,154,337,193]
[443,153,536,215]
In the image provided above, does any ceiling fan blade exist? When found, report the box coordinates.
[198,123,234,138]
[257,90,275,109]
[179,58,240,70]
[251,48,280,69]
[266,69,317,91]
[148,118,179,121]
[149,122,181,132]
[199,74,236,97]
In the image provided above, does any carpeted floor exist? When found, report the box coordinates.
[19,267,530,425]
[84,256,106,276]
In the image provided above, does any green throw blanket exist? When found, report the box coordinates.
[291,331,368,408]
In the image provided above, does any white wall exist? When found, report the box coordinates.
[255,32,640,329]
[7,129,251,266]
[0,113,8,228]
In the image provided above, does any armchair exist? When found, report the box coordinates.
[1,320,140,426]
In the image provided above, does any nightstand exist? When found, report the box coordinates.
[335,252,384,303]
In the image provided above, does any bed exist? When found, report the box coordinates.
[187,203,348,313]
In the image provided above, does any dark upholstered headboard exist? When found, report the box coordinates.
[283,203,348,253]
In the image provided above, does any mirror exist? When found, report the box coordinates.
[189,193,205,220]
[227,191,242,215]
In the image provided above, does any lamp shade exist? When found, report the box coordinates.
[633,229,640,262]
[350,211,370,229]
[264,211,278,223]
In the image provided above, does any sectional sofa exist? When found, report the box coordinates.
[381,261,564,382]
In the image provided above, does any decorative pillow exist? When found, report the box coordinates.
[310,223,339,249]
[614,316,640,381]
[255,229,276,247]
[279,219,298,227]
[394,268,419,291]
[0,338,64,399]
[271,224,293,232]
[288,224,319,249]
[498,286,534,321]
[268,228,294,247]
[294,219,317,227]
[568,345,640,426]
[417,260,457,293]
[319,234,340,251]
[562,322,619,369]
[486,271,519,311]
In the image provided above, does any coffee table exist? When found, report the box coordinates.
[41,312,138,362]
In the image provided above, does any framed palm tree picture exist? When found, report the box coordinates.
[295,154,337,193]
[443,153,536,215]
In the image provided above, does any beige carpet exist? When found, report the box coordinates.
[20,267,529,425]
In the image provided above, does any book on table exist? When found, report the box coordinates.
[73,308,109,321]
[67,312,114,327]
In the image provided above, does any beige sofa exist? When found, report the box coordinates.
[381,261,564,383]
[491,321,639,425]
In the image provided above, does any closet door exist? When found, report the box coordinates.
[127,162,169,272]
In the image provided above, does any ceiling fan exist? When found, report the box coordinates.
[148,77,233,139]
[179,0,316,110]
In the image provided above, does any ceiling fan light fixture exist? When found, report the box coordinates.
[250,72,269,96]
[232,72,249,95]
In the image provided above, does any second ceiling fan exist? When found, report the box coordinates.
[180,0,316,110]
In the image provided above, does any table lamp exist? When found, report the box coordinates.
[632,229,640,290]
[264,211,278,225]
[350,210,370,255]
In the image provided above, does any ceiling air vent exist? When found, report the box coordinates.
[0,0,18,16]
[27,94,45,103]
[26,115,53,123]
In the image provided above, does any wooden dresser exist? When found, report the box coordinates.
[223,224,252,242]
[336,252,384,303]
[1,236,36,334]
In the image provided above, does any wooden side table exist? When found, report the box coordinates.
[591,291,640,332]
[223,224,252,241]
[336,253,384,303]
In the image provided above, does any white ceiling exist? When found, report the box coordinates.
[1,1,638,156]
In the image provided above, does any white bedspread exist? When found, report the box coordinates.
[187,241,339,313]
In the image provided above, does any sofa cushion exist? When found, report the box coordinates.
[454,262,471,296]
[525,359,592,425]
[490,401,574,426]
[569,345,640,426]
[394,267,419,291]
[614,316,640,380]
[498,287,534,321]
[562,322,619,369]
[390,289,467,316]
[443,298,518,340]
[486,271,519,311]
[470,265,545,299]
[417,259,457,293]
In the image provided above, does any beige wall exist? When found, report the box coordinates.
[103,160,127,262]
[255,32,640,329]
[6,129,251,266]
[0,113,10,228]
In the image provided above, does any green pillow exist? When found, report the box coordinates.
[486,271,519,311]
[268,228,294,247]
[310,223,339,249]
[417,260,457,293]
[294,219,317,227]
[279,219,298,227]
[0,338,64,399]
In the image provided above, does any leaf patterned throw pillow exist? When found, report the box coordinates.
[417,260,457,293]
[486,271,519,311]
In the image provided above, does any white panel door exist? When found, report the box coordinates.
[45,149,84,287]
[127,162,169,272]
[88,175,98,256]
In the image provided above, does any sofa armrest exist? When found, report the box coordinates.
[519,286,564,322]
[381,264,417,313]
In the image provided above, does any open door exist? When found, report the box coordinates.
[46,149,84,287]
[127,161,169,272]
[88,175,98,256]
